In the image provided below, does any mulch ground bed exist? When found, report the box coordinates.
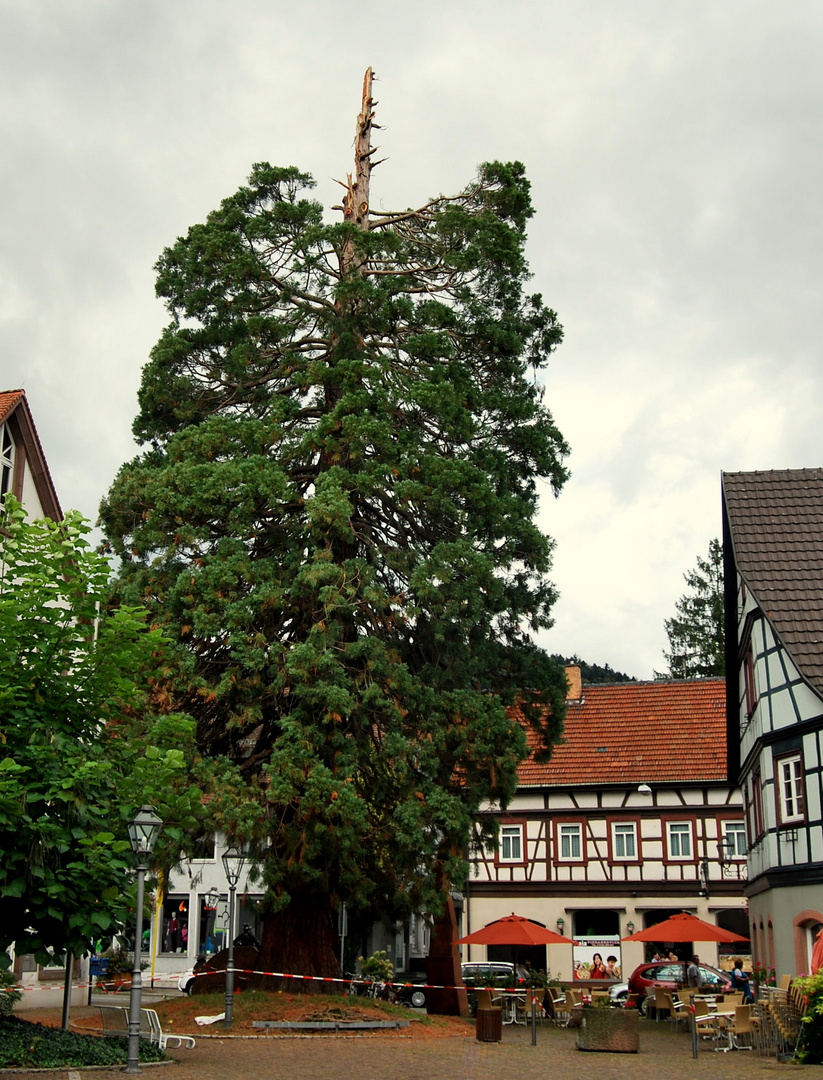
[30,991,473,1042]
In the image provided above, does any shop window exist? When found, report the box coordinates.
[199,892,228,956]
[160,896,191,954]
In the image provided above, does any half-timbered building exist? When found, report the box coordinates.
[723,468,823,977]
[464,670,748,982]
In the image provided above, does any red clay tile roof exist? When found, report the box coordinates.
[0,390,24,424]
[514,678,727,787]
[723,468,823,696]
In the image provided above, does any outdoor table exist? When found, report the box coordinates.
[497,990,527,1025]
[694,1009,738,1051]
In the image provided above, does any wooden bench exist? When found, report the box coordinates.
[97,1005,195,1049]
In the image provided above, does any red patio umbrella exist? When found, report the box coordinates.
[456,913,574,946]
[621,912,748,944]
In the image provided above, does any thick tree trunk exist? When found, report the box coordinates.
[248,894,340,992]
[425,864,469,1017]
[425,892,469,1017]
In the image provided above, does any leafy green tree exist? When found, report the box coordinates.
[656,538,724,679]
[99,72,570,981]
[0,497,203,968]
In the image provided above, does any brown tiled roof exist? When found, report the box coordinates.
[723,469,823,695]
[514,678,726,787]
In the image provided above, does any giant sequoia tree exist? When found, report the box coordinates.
[101,71,570,979]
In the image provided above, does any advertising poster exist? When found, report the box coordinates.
[572,936,622,981]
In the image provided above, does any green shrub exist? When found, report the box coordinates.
[793,972,821,1063]
[0,1016,168,1069]
[0,970,22,1016]
[359,950,394,982]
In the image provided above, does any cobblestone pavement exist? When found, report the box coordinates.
[7,1013,823,1080]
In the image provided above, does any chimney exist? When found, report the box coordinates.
[564,665,582,703]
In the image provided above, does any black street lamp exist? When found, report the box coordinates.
[221,846,246,1028]
[126,805,162,1074]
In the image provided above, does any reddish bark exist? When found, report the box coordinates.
[248,896,340,992]
[425,893,469,1017]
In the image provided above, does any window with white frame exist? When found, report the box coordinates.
[499,823,523,862]
[558,823,583,861]
[666,821,693,859]
[776,752,805,824]
[611,822,637,860]
[722,820,747,858]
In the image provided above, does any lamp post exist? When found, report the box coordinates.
[221,846,245,1028]
[126,805,162,1074]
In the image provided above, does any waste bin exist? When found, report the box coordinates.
[476,1007,503,1042]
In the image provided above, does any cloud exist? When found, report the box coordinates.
[3,0,823,677]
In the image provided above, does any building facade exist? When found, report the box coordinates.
[723,468,823,977]
[465,671,748,982]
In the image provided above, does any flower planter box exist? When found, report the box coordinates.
[576,1008,639,1053]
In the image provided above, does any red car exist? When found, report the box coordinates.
[628,960,732,1013]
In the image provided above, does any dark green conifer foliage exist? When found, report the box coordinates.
[100,71,569,979]
[657,538,725,680]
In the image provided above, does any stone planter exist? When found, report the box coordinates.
[576,1007,639,1053]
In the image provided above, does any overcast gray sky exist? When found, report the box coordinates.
[3,0,822,679]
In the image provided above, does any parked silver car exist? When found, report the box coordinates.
[460,961,529,987]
